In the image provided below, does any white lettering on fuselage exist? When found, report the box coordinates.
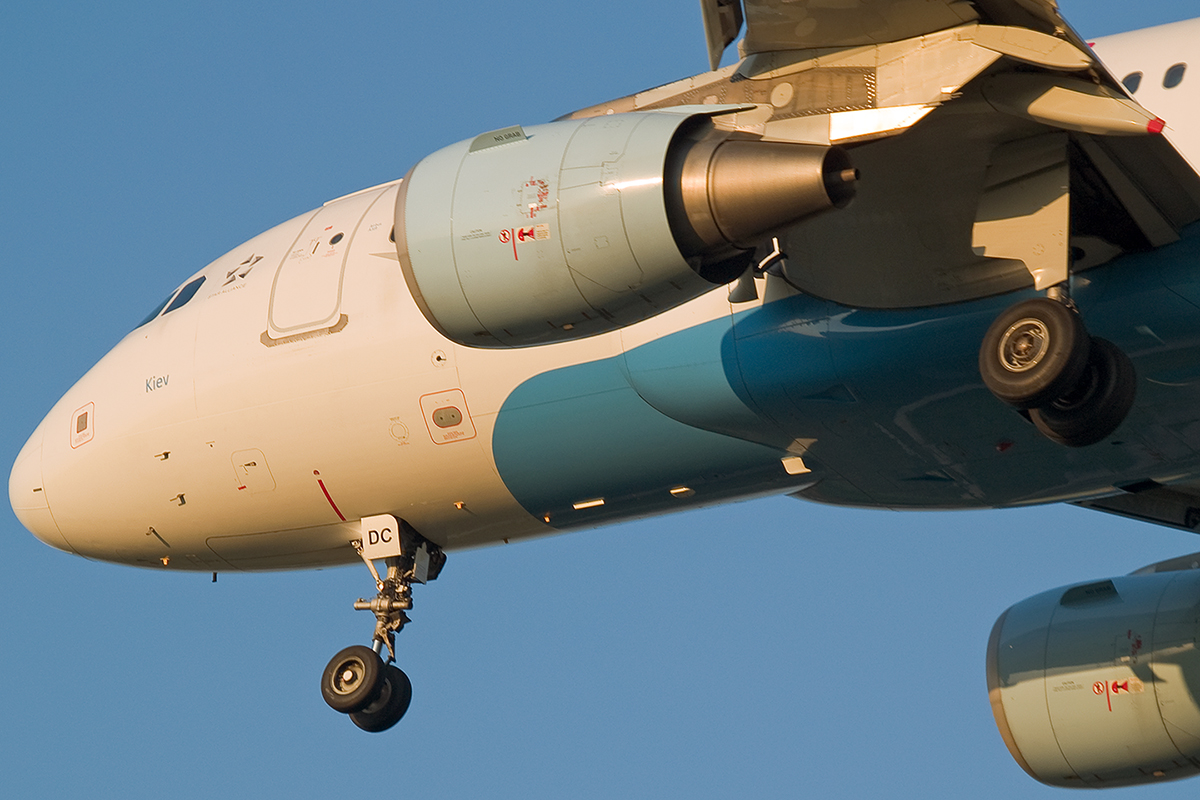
[145,374,170,393]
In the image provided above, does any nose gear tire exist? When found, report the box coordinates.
[321,645,385,714]
[1030,337,1136,448]
[350,665,413,732]
[980,298,1090,409]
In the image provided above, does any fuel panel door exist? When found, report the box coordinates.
[265,187,387,341]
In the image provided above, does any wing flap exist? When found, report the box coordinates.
[728,1,1098,76]
[1075,483,1200,534]
[741,0,979,53]
[969,20,1090,70]
[733,0,1093,55]
[701,0,745,71]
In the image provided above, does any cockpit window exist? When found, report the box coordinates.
[134,275,207,330]
[1165,63,1188,89]
[1122,72,1143,94]
[136,292,176,329]
[164,276,206,314]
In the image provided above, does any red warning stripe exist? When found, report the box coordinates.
[317,478,346,521]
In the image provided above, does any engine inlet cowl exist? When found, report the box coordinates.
[988,568,1200,788]
[397,109,856,348]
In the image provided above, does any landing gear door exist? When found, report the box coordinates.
[360,514,402,561]
[413,544,431,584]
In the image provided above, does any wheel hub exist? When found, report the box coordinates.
[999,318,1050,373]
[332,659,367,695]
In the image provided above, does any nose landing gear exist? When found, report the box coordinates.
[980,291,1136,447]
[321,644,386,713]
[319,517,444,732]
[349,664,414,733]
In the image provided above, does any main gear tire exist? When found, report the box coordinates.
[1030,337,1136,448]
[321,645,385,714]
[980,298,1090,409]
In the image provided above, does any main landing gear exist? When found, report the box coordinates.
[320,519,445,732]
[980,290,1135,447]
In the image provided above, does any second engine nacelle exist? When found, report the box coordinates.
[988,562,1200,788]
[395,108,855,347]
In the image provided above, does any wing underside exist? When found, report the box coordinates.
[567,1,1200,309]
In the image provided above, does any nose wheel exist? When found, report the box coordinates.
[980,293,1135,447]
[321,645,386,713]
[320,519,444,732]
[350,664,413,732]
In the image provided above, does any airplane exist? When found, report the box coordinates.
[9,0,1200,788]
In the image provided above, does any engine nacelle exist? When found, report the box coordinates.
[988,564,1200,788]
[395,108,855,347]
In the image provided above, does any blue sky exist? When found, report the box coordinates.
[3,2,1200,798]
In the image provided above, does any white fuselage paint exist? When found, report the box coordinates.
[8,177,742,570]
[1091,19,1200,167]
[10,18,1200,572]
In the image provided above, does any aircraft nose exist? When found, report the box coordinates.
[8,423,74,554]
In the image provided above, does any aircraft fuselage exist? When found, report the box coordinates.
[9,19,1200,574]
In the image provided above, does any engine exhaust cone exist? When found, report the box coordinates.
[665,125,857,272]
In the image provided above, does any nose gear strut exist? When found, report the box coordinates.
[319,517,445,732]
[352,551,413,664]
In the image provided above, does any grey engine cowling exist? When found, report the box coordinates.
[395,108,856,347]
